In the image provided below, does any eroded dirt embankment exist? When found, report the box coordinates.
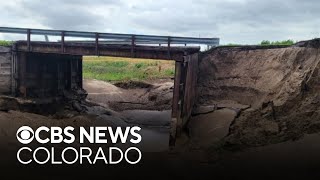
[193,39,320,148]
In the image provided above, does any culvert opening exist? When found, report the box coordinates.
[82,56,176,152]
[82,56,175,112]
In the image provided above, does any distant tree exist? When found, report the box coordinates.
[273,39,294,45]
[260,39,294,46]
[261,40,271,45]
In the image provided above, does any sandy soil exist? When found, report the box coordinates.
[82,79,173,151]
[0,97,171,153]
[84,79,173,111]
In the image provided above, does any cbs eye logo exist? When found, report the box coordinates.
[16,126,34,144]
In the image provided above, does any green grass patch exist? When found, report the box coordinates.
[83,56,175,82]
[222,39,296,47]
[164,68,175,76]
[260,39,295,46]
[134,62,146,69]
[0,40,13,46]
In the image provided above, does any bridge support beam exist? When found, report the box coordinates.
[14,41,198,61]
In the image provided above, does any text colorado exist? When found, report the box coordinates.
[16,126,142,165]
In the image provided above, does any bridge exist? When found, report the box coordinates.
[0,27,219,59]
[0,27,219,144]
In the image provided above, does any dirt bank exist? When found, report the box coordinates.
[0,97,171,154]
[194,39,320,148]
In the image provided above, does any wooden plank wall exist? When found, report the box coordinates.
[16,52,82,97]
[181,53,199,126]
[0,46,12,94]
[170,53,198,144]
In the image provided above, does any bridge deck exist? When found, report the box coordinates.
[14,41,200,61]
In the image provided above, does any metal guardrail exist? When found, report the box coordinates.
[0,27,220,46]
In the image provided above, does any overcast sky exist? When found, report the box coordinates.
[0,0,319,44]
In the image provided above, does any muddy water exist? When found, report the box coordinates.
[135,127,170,152]
[189,108,238,147]
[119,110,171,152]
[122,110,171,152]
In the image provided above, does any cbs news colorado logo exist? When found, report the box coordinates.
[17,126,34,144]
[16,126,142,165]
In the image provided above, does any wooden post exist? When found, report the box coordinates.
[11,44,18,96]
[68,58,73,89]
[61,31,65,53]
[27,29,31,52]
[170,60,182,146]
[18,52,27,97]
[167,37,171,59]
[57,61,60,93]
[181,53,199,127]
[131,35,135,58]
[79,57,83,88]
[95,33,99,56]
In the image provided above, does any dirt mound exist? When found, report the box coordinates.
[114,81,153,89]
[197,39,320,148]
[84,79,173,111]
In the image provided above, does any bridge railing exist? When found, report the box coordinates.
[0,27,219,46]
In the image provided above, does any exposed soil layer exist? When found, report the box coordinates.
[196,39,320,148]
